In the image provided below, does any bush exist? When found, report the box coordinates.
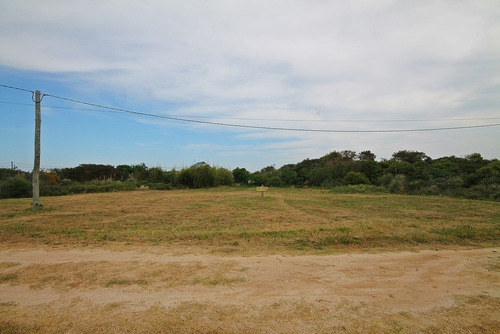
[320,177,337,188]
[308,167,332,186]
[388,174,407,193]
[378,173,394,188]
[267,175,283,187]
[0,168,21,181]
[330,185,386,194]
[0,175,31,198]
[177,168,195,188]
[148,183,172,190]
[215,168,234,186]
[176,165,233,188]
[343,171,370,185]
[193,165,215,188]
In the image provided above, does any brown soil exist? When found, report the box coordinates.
[1,247,499,333]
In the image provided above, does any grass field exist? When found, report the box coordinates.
[0,188,499,333]
[0,187,498,253]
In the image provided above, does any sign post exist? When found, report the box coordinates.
[256,186,269,197]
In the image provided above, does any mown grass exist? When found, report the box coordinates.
[0,187,498,254]
[1,295,498,334]
[0,260,246,289]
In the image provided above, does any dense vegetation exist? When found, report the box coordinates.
[0,150,498,200]
[246,150,499,200]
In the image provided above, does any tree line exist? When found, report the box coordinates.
[242,150,498,199]
[0,150,498,200]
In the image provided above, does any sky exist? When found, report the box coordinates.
[0,0,499,172]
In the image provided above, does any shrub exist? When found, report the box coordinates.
[0,175,31,198]
[215,168,234,186]
[177,168,194,188]
[148,183,172,190]
[343,171,370,185]
[330,185,386,194]
[193,165,215,188]
[388,174,407,193]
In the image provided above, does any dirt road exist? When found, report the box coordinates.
[1,247,499,333]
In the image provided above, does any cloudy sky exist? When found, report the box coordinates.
[1,0,499,172]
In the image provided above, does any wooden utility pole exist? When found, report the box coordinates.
[32,90,41,211]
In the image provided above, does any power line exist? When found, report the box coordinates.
[42,93,500,133]
[0,101,32,107]
[2,83,500,133]
[0,84,46,103]
[0,83,34,94]
[2,100,499,124]
[0,161,67,170]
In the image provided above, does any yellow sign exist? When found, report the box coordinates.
[256,186,269,197]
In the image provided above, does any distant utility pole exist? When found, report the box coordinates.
[32,90,41,211]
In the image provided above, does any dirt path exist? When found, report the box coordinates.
[1,247,499,333]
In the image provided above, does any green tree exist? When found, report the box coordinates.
[355,160,382,183]
[0,168,19,181]
[116,165,133,181]
[321,151,342,166]
[177,168,194,188]
[278,164,298,186]
[148,167,167,183]
[295,158,319,185]
[430,158,459,178]
[391,150,429,164]
[63,164,116,182]
[251,172,268,186]
[193,165,214,188]
[308,167,333,186]
[132,163,149,181]
[357,150,376,161]
[251,165,277,186]
[267,175,283,187]
[215,167,234,186]
[477,160,500,185]
[232,167,251,184]
[340,150,357,161]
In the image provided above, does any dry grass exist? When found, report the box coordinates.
[0,188,498,254]
[1,295,498,333]
[1,189,499,333]
[1,260,246,289]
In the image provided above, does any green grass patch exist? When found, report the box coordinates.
[104,279,148,287]
[0,273,18,282]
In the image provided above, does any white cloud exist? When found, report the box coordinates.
[1,0,498,169]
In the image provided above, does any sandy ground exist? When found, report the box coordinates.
[1,247,498,310]
[1,247,499,332]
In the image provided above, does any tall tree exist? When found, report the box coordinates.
[391,150,429,164]
[357,150,376,161]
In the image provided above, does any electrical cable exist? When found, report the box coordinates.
[0,84,46,103]
[3,83,500,133]
[2,100,499,123]
[43,93,500,133]
[0,84,34,94]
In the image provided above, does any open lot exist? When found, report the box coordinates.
[1,188,498,252]
[0,188,499,333]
